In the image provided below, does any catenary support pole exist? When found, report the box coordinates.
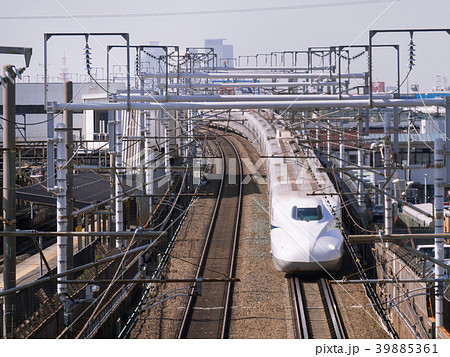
[327,119,332,157]
[115,110,125,249]
[55,123,67,297]
[384,111,393,237]
[46,103,55,189]
[434,137,444,334]
[340,119,344,180]
[63,81,74,272]
[2,65,17,338]
[164,118,171,179]
[138,71,147,226]
[108,110,116,245]
[445,97,450,183]
[393,105,399,159]
[145,112,154,216]
[358,115,365,209]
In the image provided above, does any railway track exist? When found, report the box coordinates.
[177,135,243,339]
[291,277,346,339]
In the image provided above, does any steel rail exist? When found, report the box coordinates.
[320,278,347,339]
[177,133,243,339]
[177,140,226,339]
[291,277,346,339]
[290,277,309,339]
[219,136,243,339]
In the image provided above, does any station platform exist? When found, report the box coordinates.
[0,237,85,290]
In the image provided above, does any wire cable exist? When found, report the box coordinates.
[1,1,403,20]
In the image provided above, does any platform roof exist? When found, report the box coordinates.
[17,171,112,209]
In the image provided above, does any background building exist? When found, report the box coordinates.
[204,39,234,67]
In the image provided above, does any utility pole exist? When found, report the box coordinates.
[2,65,17,338]
[64,81,74,271]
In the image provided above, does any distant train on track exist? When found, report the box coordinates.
[214,109,344,273]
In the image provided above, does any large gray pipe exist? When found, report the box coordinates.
[144,72,366,79]
[164,81,342,89]
[113,93,393,103]
[191,66,331,71]
[53,98,445,112]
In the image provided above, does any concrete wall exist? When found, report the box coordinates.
[374,243,449,339]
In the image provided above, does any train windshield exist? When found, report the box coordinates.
[293,205,323,221]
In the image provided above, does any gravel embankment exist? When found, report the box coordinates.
[332,280,391,339]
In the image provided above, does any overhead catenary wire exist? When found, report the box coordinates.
[0,1,403,20]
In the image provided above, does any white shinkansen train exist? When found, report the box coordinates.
[214,109,344,273]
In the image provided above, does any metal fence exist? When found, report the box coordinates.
[0,242,95,338]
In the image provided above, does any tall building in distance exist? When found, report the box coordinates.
[204,39,234,67]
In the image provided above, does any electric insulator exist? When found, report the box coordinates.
[408,39,416,70]
[135,53,140,76]
[85,43,92,74]
[4,70,14,84]
[12,66,22,80]
[0,66,24,87]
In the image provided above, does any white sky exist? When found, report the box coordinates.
[1,0,450,91]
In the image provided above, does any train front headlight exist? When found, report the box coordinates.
[328,243,336,251]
